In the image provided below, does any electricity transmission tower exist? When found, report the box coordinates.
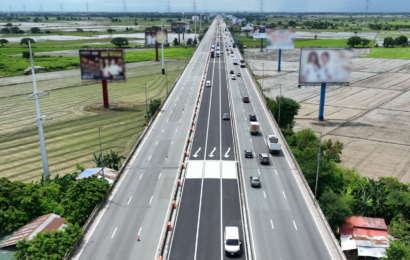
[166,0,171,14]
[123,1,127,13]
[192,0,197,13]
[86,2,89,16]
[362,0,370,27]
[60,3,63,14]
[260,0,264,25]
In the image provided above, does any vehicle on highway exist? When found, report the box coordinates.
[231,75,236,80]
[223,113,230,120]
[240,60,246,68]
[259,153,270,164]
[206,80,211,87]
[243,96,249,103]
[226,48,229,51]
[244,45,247,48]
[244,149,253,158]
[231,54,234,57]
[230,70,234,74]
[233,43,236,48]
[211,50,215,58]
[250,122,259,135]
[216,51,220,57]
[237,72,241,77]
[221,51,223,54]
[224,227,241,256]
[249,114,257,121]
[266,135,281,154]
[212,44,215,50]
[229,45,231,47]
[250,176,261,187]
[233,59,238,65]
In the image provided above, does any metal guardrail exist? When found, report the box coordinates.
[63,46,199,260]
[237,50,346,260]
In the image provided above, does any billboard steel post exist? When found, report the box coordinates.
[28,41,50,180]
[318,83,326,121]
[278,49,282,71]
[155,43,159,61]
[260,38,263,52]
[161,20,165,75]
[102,80,109,108]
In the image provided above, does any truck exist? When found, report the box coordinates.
[216,51,220,57]
[240,60,246,68]
[266,135,281,154]
[211,50,215,58]
[233,58,238,65]
[233,43,236,48]
[250,122,259,135]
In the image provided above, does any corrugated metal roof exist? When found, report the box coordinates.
[76,167,118,183]
[339,216,387,236]
[0,213,66,248]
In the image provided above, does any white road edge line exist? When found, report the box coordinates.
[138,227,142,236]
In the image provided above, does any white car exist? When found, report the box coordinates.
[206,80,211,87]
[231,54,234,57]
[231,75,236,80]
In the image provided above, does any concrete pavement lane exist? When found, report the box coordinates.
[73,18,216,260]
[224,28,332,260]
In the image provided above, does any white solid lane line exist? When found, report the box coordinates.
[263,191,267,198]
[139,173,143,179]
[270,219,274,229]
[275,169,278,175]
[283,191,286,199]
[293,221,298,230]
[128,197,132,204]
[149,196,153,204]
[111,228,117,238]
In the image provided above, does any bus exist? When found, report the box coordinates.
[211,45,215,50]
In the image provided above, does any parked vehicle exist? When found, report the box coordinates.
[250,122,259,135]
[266,135,281,154]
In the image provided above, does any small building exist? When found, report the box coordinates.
[0,213,66,248]
[75,167,118,184]
[340,216,389,259]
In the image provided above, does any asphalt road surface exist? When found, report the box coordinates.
[73,18,218,260]
[168,19,247,260]
[224,27,332,260]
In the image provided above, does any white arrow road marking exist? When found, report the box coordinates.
[192,147,201,157]
[208,147,216,157]
[223,148,231,158]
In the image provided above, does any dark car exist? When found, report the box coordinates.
[230,70,234,74]
[259,153,270,164]
[226,48,229,51]
[223,113,230,120]
[243,96,250,103]
[249,114,257,121]
[250,176,261,187]
[236,72,241,77]
[244,150,253,158]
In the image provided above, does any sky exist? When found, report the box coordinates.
[2,0,410,13]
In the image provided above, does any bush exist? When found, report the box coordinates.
[111,37,129,47]
[22,52,32,59]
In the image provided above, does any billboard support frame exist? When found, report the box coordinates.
[278,49,282,71]
[260,38,263,52]
[102,80,109,108]
[319,83,326,121]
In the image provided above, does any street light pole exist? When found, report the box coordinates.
[295,127,322,199]
[278,84,282,128]
[165,61,168,94]
[262,63,265,91]
[145,82,148,124]
[161,19,165,75]
[98,123,125,184]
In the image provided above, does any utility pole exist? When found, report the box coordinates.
[278,84,282,127]
[86,2,89,16]
[161,19,165,74]
[192,0,197,13]
[145,82,149,124]
[28,41,51,180]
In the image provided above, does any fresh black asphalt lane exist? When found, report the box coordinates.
[169,22,247,260]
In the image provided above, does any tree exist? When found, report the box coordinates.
[383,37,395,47]
[395,35,408,46]
[20,38,35,46]
[0,28,10,34]
[319,190,353,233]
[61,176,109,225]
[265,96,301,129]
[76,28,84,32]
[354,178,389,218]
[288,20,296,27]
[361,38,371,47]
[382,240,410,260]
[386,190,410,221]
[0,39,8,47]
[106,28,116,33]
[93,150,125,171]
[186,38,193,46]
[193,37,198,45]
[14,223,82,260]
[30,27,41,33]
[346,36,362,47]
[110,37,129,47]
[5,23,13,28]
[10,26,24,34]
[173,38,179,46]
[388,214,410,242]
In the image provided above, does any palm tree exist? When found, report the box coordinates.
[354,178,389,217]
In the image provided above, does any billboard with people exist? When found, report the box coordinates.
[267,30,296,50]
[171,22,186,33]
[192,16,199,22]
[79,49,126,81]
[145,28,169,46]
[253,26,271,38]
[299,48,353,84]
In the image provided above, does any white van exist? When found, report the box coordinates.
[224,226,241,256]
[206,80,211,87]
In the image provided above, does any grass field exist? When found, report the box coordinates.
[363,48,410,59]
[0,58,189,183]
[0,46,195,76]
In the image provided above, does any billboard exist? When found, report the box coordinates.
[79,49,126,81]
[253,26,271,38]
[145,28,169,46]
[192,16,199,22]
[299,48,353,85]
[267,30,295,50]
[171,22,186,33]
[203,15,209,21]
[185,20,190,31]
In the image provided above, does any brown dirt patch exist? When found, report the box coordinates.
[83,102,141,114]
